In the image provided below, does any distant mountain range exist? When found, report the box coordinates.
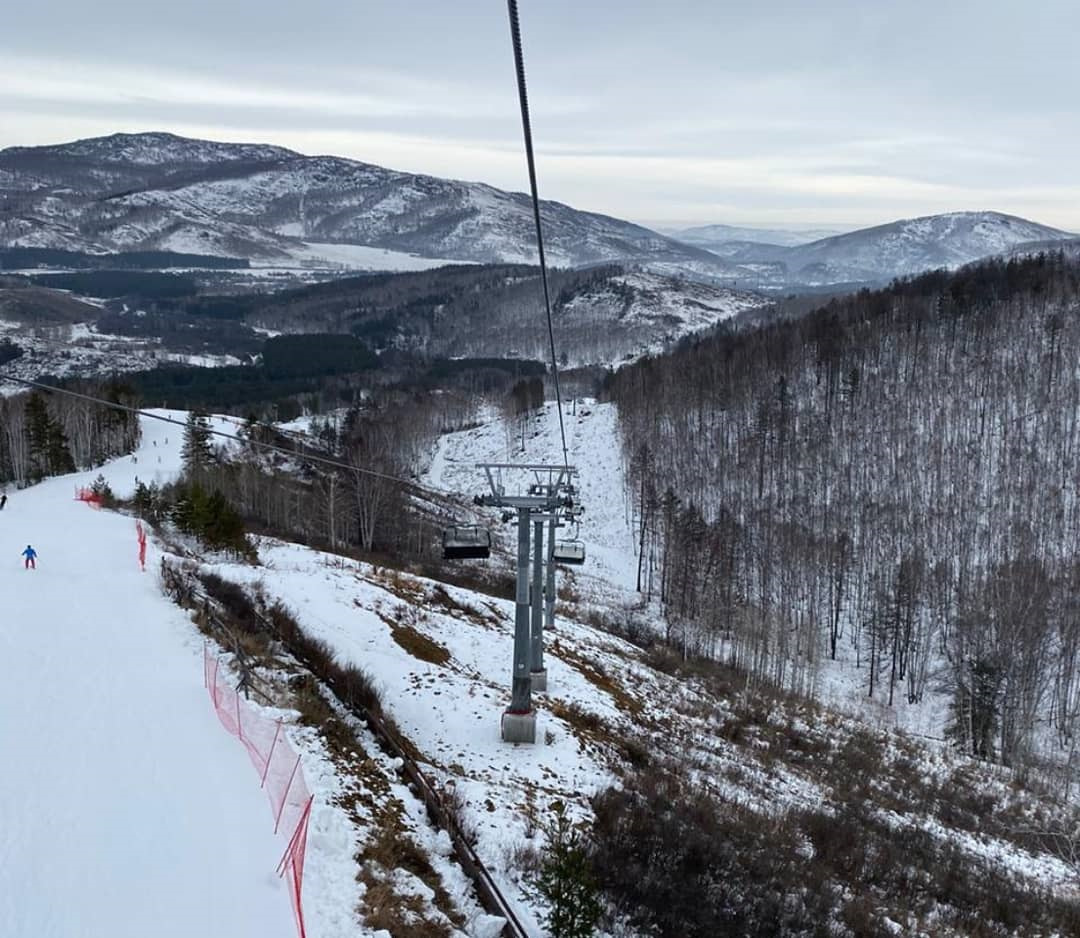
[673,212,1077,286]
[0,132,1075,289]
[668,223,848,252]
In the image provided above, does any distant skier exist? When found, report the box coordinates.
[22,545,36,570]
[0,494,6,510]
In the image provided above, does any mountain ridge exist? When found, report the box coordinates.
[0,132,734,275]
[2,133,1075,288]
[686,210,1076,285]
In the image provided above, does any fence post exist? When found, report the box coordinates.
[261,721,283,788]
[275,754,302,834]
[236,691,243,742]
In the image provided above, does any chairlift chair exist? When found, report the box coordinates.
[552,539,586,566]
[442,525,492,560]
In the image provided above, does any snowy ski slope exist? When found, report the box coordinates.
[0,415,295,937]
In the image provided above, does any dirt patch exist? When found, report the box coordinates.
[554,641,643,715]
[371,605,452,666]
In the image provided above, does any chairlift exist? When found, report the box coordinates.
[442,525,492,560]
[552,539,586,566]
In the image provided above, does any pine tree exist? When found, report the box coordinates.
[181,411,214,473]
[133,480,164,523]
[24,392,75,479]
[536,802,602,938]
[24,393,51,480]
[89,473,115,508]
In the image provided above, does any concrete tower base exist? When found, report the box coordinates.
[501,710,537,744]
[529,669,548,693]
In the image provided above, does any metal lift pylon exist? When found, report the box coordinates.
[474,463,577,743]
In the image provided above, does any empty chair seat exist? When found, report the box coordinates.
[552,540,586,565]
[443,526,492,560]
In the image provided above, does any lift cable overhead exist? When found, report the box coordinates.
[0,372,457,503]
[506,0,570,472]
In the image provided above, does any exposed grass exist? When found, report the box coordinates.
[359,878,440,938]
[427,583,503,630]
[553,641,643,715]
[370,603,453,668]
[360,804,464,936]
[163,561,466,933]
[549,699,651,769]
[591,762,1080,938]
[389,622,451,667]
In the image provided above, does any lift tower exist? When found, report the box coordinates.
[476,463,577,742]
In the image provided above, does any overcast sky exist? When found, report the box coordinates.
[2,1,1078,231]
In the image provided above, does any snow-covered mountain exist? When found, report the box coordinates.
[5,135,1071,290]
[705,211,1077,285]
[0,132,732,274]
[670,222,847,253]
[1004,235,1080,263]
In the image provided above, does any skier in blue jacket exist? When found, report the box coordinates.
[22,545,36,570]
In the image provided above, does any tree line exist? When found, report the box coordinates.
[0,381,141,487]
[608,252,1080,769]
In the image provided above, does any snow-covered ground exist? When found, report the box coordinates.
[0,319,237,388]
[423,398,956,738]
[425,400,639,606]
[277,241,460,272]
[0,421,295,937]
[0,413,373,938]
[205,400,1077,926]
[3,402,1075,937]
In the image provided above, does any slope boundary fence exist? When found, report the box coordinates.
[160,557,529,938]
[203,645,313,938]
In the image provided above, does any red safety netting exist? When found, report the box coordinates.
[135,521,147,571]
[74,486,103,509]
[204,646,313,938]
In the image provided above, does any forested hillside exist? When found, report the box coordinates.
[609,252,1080,770]
[170,262,761,366]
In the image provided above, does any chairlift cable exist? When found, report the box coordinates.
[506,0,570,471]
[0,372,455,501]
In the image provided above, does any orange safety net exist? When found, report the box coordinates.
[135,521,147,571]
[204,646,313,938]
[74,487,103,509]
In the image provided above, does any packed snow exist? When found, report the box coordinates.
[0,413,374,938]
[0,422,295,938]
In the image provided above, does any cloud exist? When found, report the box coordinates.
[2,1,1079,229]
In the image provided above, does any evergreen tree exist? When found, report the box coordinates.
[89,473,115,509]
[132,479,165,524]
[46,422,76,476]
[24,393,51,480]
[536,802,602,938]
[24,392,75,479]
[171,481,254,560]
[181,411,214,473]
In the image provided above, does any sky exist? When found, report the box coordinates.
[2,0,1079,232]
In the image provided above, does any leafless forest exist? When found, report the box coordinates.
[610,253,1080,769]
